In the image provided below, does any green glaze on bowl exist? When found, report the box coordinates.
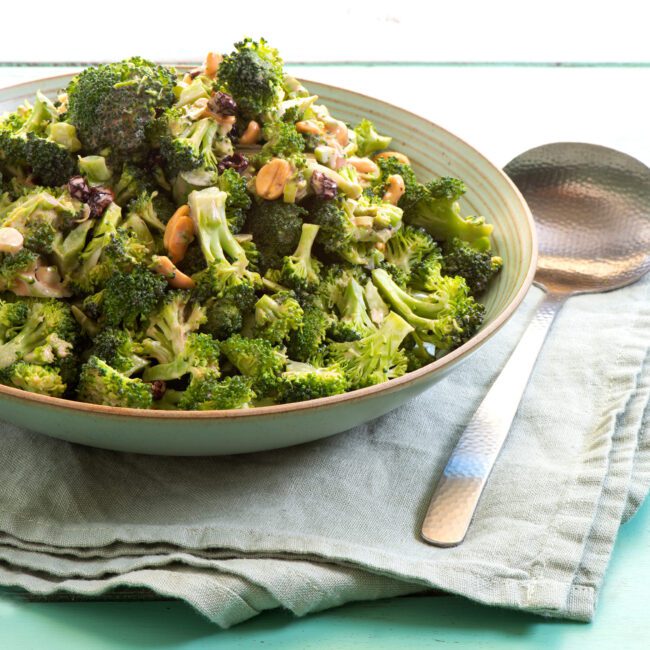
[0,74,537,455]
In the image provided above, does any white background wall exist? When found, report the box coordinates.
[1,0,649,63]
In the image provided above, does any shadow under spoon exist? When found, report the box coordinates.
[421,142,650,547]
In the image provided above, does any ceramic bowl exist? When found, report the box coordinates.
[0,74,537,455]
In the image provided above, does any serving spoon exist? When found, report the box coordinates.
[421,142,650,547]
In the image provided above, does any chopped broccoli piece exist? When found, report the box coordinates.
[245,199,306,271]
[329,275,376,342]
[406,177,493,251]
[254,290,304,345]
[0,361,67,397]
[77,356,153,408]
[256,121,305,166]
[220,333,286,396]
[441,237,503,295]
[177,371,254,410]
[279,223,322,291]
[89,328,149,377]
[66,57,176,165]
[278,360,347,403]
[217,38,284,119]
[353,119,391,157]
[216,168,252,234]
[371,268,484,352]
[286,302,331,363]
[328,311,413,389]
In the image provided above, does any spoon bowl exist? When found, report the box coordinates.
[504,143,650,295]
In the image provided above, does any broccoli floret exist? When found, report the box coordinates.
[353,119,391,157]
[384,225,438,277]
[66,57,176,165]
[306,198,369,265]
[216,168,252,234]
[0,92,78,186]
[89,327,149,377]
[329,275,376,342]
[177,371,254,410]
[279,223,322,291]
[441,237,503,295]
[254,290,304,345]
[371,268,484,352]
[256,121,305,166]
[217,38,285,119]
[286,302,330,363]
[0,299,29,342]
[0,298,77,372]
[135,289,206,378]
[189,187,261,302]
[327,311,413,389]
[77,355,153,409]
[220,333,286,395]
[0,361,66,396]
[98,266,167,329]
[278,360,347,403]
[245,199,306,271]
[405,177,493,251]
[126,190,173,233]
[157,111,220,177]
[113,164,153,206]
[143,332,220,382]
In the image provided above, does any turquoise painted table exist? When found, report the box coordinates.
[0,63,648,647]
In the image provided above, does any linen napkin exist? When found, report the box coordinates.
[0,274,647,627]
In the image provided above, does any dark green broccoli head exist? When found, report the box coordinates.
[24,134,77,187]
[66,57,176,165]
[441,237,503,295]
[245,199,306,270]
[101,266,167,329]
[217,38,284,119]
[201,297,246,340]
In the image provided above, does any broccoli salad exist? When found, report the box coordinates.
[0,39,502,410]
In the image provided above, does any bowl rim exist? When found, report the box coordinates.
[0,71,538,419]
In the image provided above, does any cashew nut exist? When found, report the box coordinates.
[348,156,379,175]
[0,227,24,254]
[164,216,195,264]
[296,120,323,135]
[203,52,222,78]
[255,158,292,200]
[239,121,261,145]
[373,151,411,166]
[163,205,190,251]
[382,174,405,205]
[151,256,195,289]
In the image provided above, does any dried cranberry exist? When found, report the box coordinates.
[208,91,237,117]
[68,176,91,202]
[149,380,167,401]
[88,186,115,218]
[311,170,338,200]
[217,153,249,175]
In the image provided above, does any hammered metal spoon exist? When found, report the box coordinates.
[421,142,650,547]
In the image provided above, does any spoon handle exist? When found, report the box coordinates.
[421,291,565,547]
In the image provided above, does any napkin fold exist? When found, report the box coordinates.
[0,276,648,627]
